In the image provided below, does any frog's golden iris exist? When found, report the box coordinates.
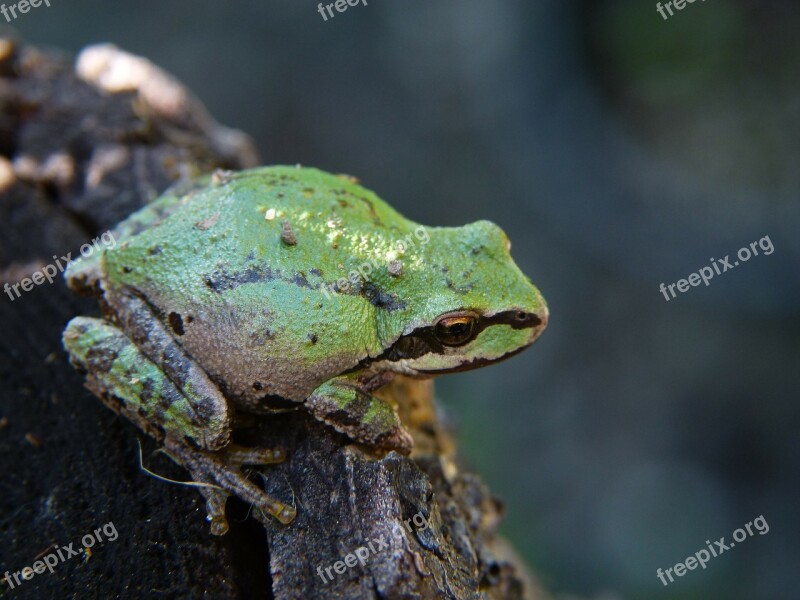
[434,312,479,347]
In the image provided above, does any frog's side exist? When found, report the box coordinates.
[62,166,548,533]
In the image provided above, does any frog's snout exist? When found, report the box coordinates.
[513,283,548,346]
[515,304,548,348]
[531,305,549,342]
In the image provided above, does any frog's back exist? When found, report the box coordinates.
[107,166,414,286]
[99,166,420,406]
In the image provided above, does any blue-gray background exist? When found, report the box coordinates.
[12,1,799,598]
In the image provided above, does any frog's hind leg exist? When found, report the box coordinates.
[63,317,296,532]
[166,441,296,532]
[63,316,231,449]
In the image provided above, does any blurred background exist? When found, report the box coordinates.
[9,1,799,598]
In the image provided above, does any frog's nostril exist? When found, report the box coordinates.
[513,311,541,327]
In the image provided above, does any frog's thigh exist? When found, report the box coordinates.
[63,316,231,450]
[106,290,232,431]
[306,376,413,455]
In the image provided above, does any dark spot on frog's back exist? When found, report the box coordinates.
[362,282,406,311]
[149,246,163,256]
[205,264,279,292]
[168,312,184,336]
[292,272,311,288]
[205,264,314,292]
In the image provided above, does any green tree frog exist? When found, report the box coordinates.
[62,166,547,534]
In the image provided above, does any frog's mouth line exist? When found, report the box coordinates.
[414,343,534,376]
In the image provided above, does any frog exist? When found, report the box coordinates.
[62,165,548,534]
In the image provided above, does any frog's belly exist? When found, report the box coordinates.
[175,319,363,413]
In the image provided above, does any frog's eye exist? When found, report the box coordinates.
[434,313,478,347]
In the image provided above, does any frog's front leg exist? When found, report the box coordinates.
[63,317,295,532]
[306,374,414,454]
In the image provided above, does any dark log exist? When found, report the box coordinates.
[0,38,548,599]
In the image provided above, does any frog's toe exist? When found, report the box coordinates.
[198,487,230,536]
[253,502,297,526]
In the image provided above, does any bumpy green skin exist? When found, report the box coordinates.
[62,166,548,529]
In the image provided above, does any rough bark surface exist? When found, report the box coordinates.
[0,38,548,600]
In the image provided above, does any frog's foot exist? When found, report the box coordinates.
[307,376,414,455]
[163,438,296,534]
[196,486,231,536]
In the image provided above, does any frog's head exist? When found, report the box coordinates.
[375,220,548,376]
